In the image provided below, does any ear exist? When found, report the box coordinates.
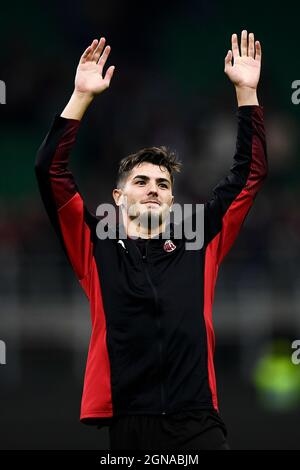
[170,194,174,211]
[112,188,123,206]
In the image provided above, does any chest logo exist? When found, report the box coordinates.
[163,239,176,253]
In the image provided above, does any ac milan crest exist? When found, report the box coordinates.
[163,239,176,253]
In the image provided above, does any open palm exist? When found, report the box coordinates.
[74,37,115,96]
[224,30,262,89]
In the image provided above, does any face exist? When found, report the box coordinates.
[113,162,174,230]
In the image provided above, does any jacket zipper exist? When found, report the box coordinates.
[133,239,166,415]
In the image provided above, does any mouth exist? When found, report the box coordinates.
[142,200,161,206]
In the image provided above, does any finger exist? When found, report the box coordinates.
[248,32,255,58]
[241,29,247,56]
[255,40,262,62]
[80,39,98,64]
[103,65,115,85]
[83,39,99,62]
[231,33,240,58]
[92,37,106,63]
[79,45,93,64]
[97,45,111,72]
[224,50,232,72]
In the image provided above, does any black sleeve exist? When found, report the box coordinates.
[204,105,268,265]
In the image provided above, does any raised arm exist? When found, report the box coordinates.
[35,37,115,295]
[204,31,268,264]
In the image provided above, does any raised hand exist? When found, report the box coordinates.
[224,30,261,90]
[74,37,115,97]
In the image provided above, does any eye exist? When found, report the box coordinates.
[159,184,168,188]
[136,180,145,185]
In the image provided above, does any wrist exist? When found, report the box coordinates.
[235,86,259,106]
[73,88,94,100]
[61,90,94,120]
[72,89,94,105]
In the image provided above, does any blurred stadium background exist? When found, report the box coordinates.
[0,0,300,450]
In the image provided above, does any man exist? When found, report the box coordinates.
[35,30,267,450]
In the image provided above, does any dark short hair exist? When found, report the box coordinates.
[116,146,182,189]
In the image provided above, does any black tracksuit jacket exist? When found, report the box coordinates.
[35,104,268,426]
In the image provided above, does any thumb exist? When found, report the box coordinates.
[104,65,115,83]
[224,50,232,72]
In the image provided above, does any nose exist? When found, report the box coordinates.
[147,181,158,195]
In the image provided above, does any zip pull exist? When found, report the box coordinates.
[117,239,129,254]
